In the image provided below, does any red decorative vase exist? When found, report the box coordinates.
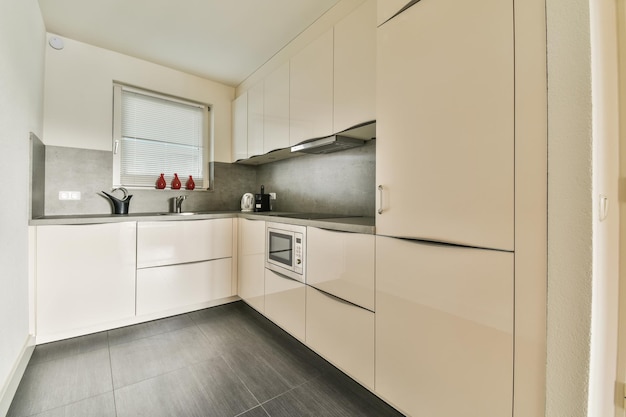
[186,175,195,190]
[156,173,166,189]
[171,173,181,190]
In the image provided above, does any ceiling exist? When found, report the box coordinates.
[37,0,341,87]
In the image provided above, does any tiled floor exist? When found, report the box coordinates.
[8,301,404,417]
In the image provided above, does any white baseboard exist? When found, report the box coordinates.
[0,334,35,417]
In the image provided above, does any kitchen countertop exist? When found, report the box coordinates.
[30,211,376,234]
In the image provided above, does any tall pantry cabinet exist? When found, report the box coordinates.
[375,0,547,416]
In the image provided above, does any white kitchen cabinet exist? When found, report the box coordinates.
[137,219,232,268]
[333,0,376,134]
[376,0,514,251]
[306,227,374,311]
[237,218,266,313]
[263,61,290,153]
[306,286,374,390]
[36,222,136,341]
[377,0,415,25]
[247,82,264,157]
[264,269,305,342]
[137,258,232,315]
[232,92,248,162]
[289,28,333,145]
[375,236,513,417]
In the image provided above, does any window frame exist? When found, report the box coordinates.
[112,83,211,190]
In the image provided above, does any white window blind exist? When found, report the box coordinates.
[114,85,209,188]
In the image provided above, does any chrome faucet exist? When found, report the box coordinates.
[174,195,187,213]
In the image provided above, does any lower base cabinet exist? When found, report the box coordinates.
[305,286,374,389]
[264,269,305,341]
[36,223,137,341]
[375,236,514,417]
[137,258,233,315]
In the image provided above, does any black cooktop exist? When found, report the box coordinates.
[266,212,360,220]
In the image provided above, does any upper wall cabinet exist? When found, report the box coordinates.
[333,0,376,134]
[264,62,290,154]
[376,0,514,251]
[247,82,264,158]
[289,29,334,145]
[377,0,415,26]
[232,92,248,162]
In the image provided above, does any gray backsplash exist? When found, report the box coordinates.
[38,141,375,217]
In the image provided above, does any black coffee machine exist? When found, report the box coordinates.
[254,185,271,212]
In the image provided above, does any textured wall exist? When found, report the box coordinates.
[39,142,374,217]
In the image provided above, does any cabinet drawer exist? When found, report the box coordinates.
[307,227,374,310]
[264,269,305,341]
[137,258,233,315]
[306,287,374,389]
[137,218,232,268]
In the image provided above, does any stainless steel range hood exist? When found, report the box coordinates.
[290,135,365,154]
[290,121,376,154]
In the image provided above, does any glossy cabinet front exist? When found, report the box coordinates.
[232,92,248,162]
[263,62,290,153]
[264,269,305,342]
[36,223,137,341]
[333,0,376,134]
[376,236,513,417]
[137,219,232,268]
[237,218,266,313]
[306,227,374,311]
[306,286,374,390]
[137,258,232,315]
[289,28,334,145]
[376,0,514,251]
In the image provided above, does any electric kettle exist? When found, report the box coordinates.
[241,193,254,212]
[101,187,132,214]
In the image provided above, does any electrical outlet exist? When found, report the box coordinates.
[269,193,277,200]
[59,191,81,200]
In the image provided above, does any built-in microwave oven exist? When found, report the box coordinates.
[266,222,306,283]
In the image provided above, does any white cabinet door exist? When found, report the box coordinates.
[333,0,376,133]
[264,269,305,341]
[137,258,232,315]
[306,287,374,389]
[137,219,232,268]
[376,0,514,251]
[264,61,290,153]
[237,218,266,313]
[306,227,374,311]
[232,92,248,162]
[376,236,513,417]
[36,223,136,340]
[377,0,415,25]
[247,82,264,157]
[289,28,334,145]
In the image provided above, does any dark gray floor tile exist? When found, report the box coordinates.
[29,392,116,417]
[108,313,195,346]
[7,349,112,417]
[115,357,258,417]
[30,332,109,365]
[237,406,270,417]
[109,325,219,389]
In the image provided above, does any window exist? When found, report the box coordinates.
[113,84,210,189]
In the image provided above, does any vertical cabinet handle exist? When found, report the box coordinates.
[377,185,384,214]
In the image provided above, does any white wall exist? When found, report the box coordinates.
[546,0,595,415]
[43,35,235,162]
[0,0,45,415]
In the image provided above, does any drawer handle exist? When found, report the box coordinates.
[377,185,384,215]
[311,286,374,313]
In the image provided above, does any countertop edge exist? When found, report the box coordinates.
[30,211,376,234]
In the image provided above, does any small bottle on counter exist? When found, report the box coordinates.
[171,173,181,190]
[186,175,195,190]
[156,173,166,189]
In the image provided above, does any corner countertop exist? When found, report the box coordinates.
[30,211,376,234]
